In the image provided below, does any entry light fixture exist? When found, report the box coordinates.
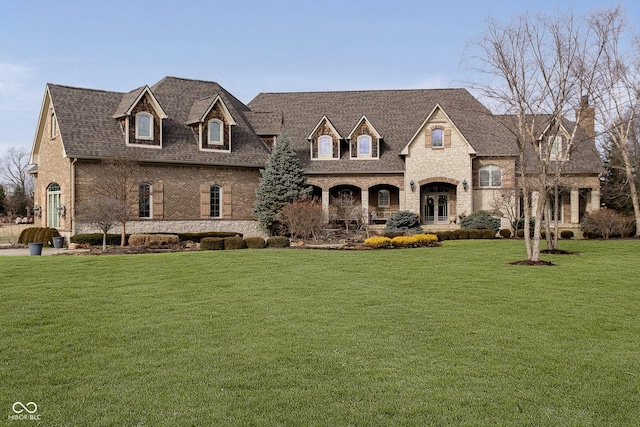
[58,205,66,219]
[463,179,468,191]
[409,180,415,192]
[32,205,42,218]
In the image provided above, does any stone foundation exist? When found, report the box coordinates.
[75,220,268,238]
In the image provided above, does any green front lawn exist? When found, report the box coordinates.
[1,240,639,425]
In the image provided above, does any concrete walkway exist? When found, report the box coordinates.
[0,244,89,256]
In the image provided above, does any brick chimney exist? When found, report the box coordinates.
[577,95,595,138]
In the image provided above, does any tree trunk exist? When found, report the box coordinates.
[620,147,640,237]
[102,232,107,253]
[121,222,127,247]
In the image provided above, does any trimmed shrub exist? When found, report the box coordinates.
[363,236,392,248]
[42,228,61,247]
[453,229,469,239]
[435,231,450,241]
[560,230,574,239]
[412,233,439,247]
[460,210,500,234]
[129,234,179,246]
[177,232,242,243]
[18,227,60,246]
[244,237,266,249]
[499,228,511,238]
[70,233,126,246]
[223,236,247,250]
[267,236,290,248]
[391,236,415,248]
[384,211,423,235]
[200,237,224,250]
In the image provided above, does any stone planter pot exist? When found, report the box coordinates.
[52,236,65,249]
[29,242,44,256]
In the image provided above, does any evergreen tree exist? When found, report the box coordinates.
[252,131,310,233]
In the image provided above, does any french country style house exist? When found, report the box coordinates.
[29,76,602,238]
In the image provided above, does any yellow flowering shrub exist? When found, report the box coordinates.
[412,234,439,247]
[390,236,415,247]
[363,236,392,248]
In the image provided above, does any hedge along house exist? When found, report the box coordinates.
[29,76,602,239]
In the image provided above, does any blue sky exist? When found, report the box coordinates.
[0,0,638,160]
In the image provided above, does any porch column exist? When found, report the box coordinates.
[360,187,369,223]
[589,188,600,212]
[570,188,580,224]
[322,188,330,223]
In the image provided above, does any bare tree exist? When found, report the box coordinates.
[277,196,324,240]
[79,197,122,252]
[590,12,640,236]
[491,188,520,236]
[88,156,141,246]
[470,6,626,261]
[0,147,34,216]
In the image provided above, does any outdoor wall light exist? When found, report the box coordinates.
[58,205,66,219]
[409,180,415,192]
[32,205,42,218]
[463,179,468,191]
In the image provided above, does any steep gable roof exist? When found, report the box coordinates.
[44,77,270,167]
[248,88,518,174]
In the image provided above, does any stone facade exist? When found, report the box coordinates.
[403,108,475,227]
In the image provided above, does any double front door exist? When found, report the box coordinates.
[423,193,449,225]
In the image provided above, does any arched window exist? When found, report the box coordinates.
[210,185,221,218]
[138,183,152,218]
[47,182,61,228]
[135,112,153,140]
[479,165,502,188]
[318,135,332,158]
[50,113,57,138]
[357,135,372,157]
[431,128,444,148]
[208,119,223,145]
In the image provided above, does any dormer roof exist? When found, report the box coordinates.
[347,115,382,140]
[113,85,168,119]
[186,94,237,126]
[307,115,342,140]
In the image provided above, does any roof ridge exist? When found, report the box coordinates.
[254,87,469,96]
[48,83,124,95]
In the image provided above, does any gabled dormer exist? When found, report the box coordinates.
[538,119,570,161]
[308,116,341,160]
[186,95,237,152]
[401,104,474,156]
[113,86,167,148]
[347,115,381,160]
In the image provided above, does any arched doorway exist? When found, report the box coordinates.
[47,182,61,228]
[421,184,456,225]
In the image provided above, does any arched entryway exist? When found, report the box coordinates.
[420,182,457,225]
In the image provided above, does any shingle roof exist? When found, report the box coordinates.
[49,77,270,167]
[248,88,519,173]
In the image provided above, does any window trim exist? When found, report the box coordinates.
[378,189,390,208]
[135,112,154,140]
[138,183,152,218]
[431,128,444,148]
[318,135,333,159]
[478,165,502,188]
[50,113,57,138]
[210,185,222,218]
[208,119,224,146]
[357,135,372,158]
